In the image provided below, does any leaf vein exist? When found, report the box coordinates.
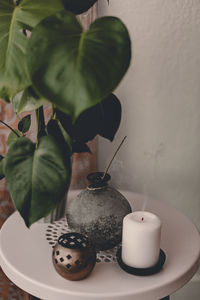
[13,40,26,54]
[0,32,8,44]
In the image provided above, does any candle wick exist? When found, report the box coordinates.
[141,217,144,221]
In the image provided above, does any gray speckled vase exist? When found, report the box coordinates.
[66,172,132,250]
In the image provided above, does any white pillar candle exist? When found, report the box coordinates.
[122,211,162,268]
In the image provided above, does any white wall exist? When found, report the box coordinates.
[97,1,200,297]
[98,0,200,230]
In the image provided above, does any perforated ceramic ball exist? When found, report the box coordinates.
[52,232,96,281]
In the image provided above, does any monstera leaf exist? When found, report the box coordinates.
[56,93,121,143]
[63,0,97,14]
[13,86,46,114]
[27,11,131,121]
[0,0,67,100]
[72,142,91,153]
[4,136,71,227]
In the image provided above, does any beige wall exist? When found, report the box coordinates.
[97,0,200,231]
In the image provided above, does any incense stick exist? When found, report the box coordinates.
[102,136,127,180]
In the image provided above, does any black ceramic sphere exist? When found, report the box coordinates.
[66,172,132,250]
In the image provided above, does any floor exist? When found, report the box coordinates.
[171,276,200,300]
[0,186,30,299]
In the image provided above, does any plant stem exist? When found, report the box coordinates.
[35,106,45,140]
[102,136,127,180]
[52,104,56,120]
[0,120,20,137]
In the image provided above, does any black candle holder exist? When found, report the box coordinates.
[116,247,166,276]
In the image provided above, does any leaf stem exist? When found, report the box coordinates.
[35,106,45,140]
[102,136,127,180]
[52,104,56,120]
[0,120,20,137]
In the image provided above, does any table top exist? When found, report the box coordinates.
[0,191,200,300]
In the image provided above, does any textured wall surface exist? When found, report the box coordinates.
[98,0,200,297]
[98,0,200,228]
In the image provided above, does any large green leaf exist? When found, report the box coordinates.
[6,130,21,147]
[0,0,67,100]
[4,136,71,227]
[16,0,66,29]
[27,11,131,122]
[0,0,30,100]
[12,86,46,114]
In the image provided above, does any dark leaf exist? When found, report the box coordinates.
[36,107,46,139]
[54,110,73,137]
[18,115,31,133]
[98,94,121,141]
[4,136,71,227]
[72,142,91,153]
[62,0,97,14]
[48,117,91,153]
[56,93,121,142]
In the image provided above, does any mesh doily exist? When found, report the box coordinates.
[45,218,120,263]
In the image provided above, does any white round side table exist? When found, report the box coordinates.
[0,191,199,300]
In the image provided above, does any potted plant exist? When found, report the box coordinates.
[0,0,131,227]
